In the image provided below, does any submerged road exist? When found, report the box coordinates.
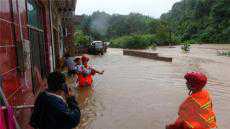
[74,46,230,129]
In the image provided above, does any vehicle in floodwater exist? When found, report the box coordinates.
[88,41,107,55]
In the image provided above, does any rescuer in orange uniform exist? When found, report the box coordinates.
[78,55,104,87]
[166,71,217,129]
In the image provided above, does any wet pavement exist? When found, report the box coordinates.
[72,44,230,129]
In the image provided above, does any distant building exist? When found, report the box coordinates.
[0,0,77,128]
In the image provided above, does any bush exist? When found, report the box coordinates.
[110,34,156,49]
[217,51,230,57]
[74,30,90,46]
[181,41,191,52]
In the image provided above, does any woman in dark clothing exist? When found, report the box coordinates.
[30,72,81,129]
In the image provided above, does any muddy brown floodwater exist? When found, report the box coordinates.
[73,44,230,129]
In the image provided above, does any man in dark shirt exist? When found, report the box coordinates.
[30,72,81,129]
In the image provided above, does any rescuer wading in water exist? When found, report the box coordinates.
[77,54,104,87]
[166,71,217,129]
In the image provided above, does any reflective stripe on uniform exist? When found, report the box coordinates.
[185,120,194,128]
[201,101,211,109]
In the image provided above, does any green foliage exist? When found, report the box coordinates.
[161,0,230,43]
[75,0,230,49]
[110,34,156,49]
[181,41,191,52]
[74,30,90,46]
[79,12,153,41]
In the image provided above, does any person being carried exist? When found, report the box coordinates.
[74,57,82,74]
[78,54,104,87]
[73,57,82,87]
[30,72,81,129]
[166,71,217,129]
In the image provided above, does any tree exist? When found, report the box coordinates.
[75,0,230,49]
[74,29,90,46]
[161,0,230,43]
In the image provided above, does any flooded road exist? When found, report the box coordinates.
[74,45,230,129]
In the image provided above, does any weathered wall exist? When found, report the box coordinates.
[0,0,53,128]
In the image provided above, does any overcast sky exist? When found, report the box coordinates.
[75,0,181,18]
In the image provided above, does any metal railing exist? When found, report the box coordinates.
[1,105,34,110]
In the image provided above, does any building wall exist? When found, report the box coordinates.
[64,22,77,55]
[0,0,52,128]
[42,1,52,74]
[52,2,67,58]
[0,0,32,128]
[51,1,75,67]
[0,0,30,101]
[0,0,76,128]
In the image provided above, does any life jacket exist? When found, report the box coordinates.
[178,90,217,129]
[78,64,93,87]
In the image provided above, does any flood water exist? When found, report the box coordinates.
[73,44,230,129]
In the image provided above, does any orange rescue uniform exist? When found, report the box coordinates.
[168,90,217,129]
[78,64,95,87]
[78,74,93,87]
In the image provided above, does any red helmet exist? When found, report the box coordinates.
[81,55,89,62]
[184,71,207,90]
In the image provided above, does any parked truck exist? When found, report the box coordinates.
[88,41,107,55]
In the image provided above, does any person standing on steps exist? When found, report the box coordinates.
[30,72,81,129]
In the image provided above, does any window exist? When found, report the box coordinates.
[27,0,43,29]
[27,0,46,94]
